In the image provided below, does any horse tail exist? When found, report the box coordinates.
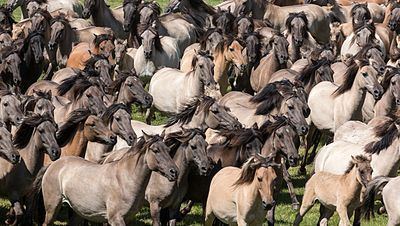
[361,176,391,220]
[26,165,49,224]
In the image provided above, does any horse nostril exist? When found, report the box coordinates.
[396,99,400,105]
[169,169,177,176]
[301,126,308,134]
[110,135,117,142]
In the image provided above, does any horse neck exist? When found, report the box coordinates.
[289,38,301,62]
[236,172,262,206]
[173,145,191,184]
[184,71,204,97]
[261,133,275,156]
[371,139,400,177]
[62,123,89,157]
[374,89,395,117]
[184,108,208,131]
[213,46,230,82]
[383,4,394,27]
[18,130,45,176]
[339,73,367,118]
[343,166,363,196]
[91,0,121,28]
[59,26,74,56]
[116,151,152,206]
[264,3,280,24]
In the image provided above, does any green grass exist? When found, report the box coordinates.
[0,0,391,225]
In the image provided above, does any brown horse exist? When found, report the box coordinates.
[66,34,115,70]
[22,90,55,117]
[250,33,289,92]
[0,89,24,131]
[0,46,22,89]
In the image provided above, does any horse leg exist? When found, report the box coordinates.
[108,215,125,226]
[69,212,85,225]
[13,201,24,224]
[281,162,299,210]
[145,107,155,125]
[299,125,319,175]
[266,204,276,226]
[204,210,215,226]
[318,205,334,226]
[294,186,316,226]
[352,208,361,226]
[180,200,194,217]
[150,202,162,226]
[337,204,351,226]
[306,132,324,165]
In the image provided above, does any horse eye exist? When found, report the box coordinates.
[362,72,368,77]
[257,177,262,182]
[190,145,197,149]
[115,117,120,121]
[229,48,234,51]
[288,105,294,110]
[152,148,159,153]
[91,124,96,128]
[3,102,8,107]
[277,133,283,138]
[392,81,396,85]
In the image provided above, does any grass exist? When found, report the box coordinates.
[0,0,391,225]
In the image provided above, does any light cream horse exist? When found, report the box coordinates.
[294,155,372,226]
[205,154,278,226]
[148,51,218,120]
[308,59,383,134]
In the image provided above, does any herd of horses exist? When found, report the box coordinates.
[0,0,398,224]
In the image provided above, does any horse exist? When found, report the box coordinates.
[22,90,55,117]
[44,108,117,165]
[374,67,400,117]
[85,104,136,163]
[148,51,217,123]
[134,24,180,78]
[66,34,115,70]
[308,58,383,134]
[53,79,106,124]
[108,70,153,108]
[204,154,278,226]
[6,0,83,19]
[285,12,317,62]
[0,29,13,48]
[340,22,386,62]
[212,8,235,35]
[0,113,60,224]
[0,90,24,132]
[330,22,345,59]
[81,0,127,39]
[19,30,46,93]
[362,176,400,226]
[122,0,140,48]
[34,134,178,225]
[145,129,211,226]
[220,80,309,135]
[0,46,22,89]
[233,0,330,44]
[250,33,289,92]
[294,155,372,226]
[0,6,15,32]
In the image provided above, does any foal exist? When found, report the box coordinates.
[205,154,278,226]
[294,155,373,226]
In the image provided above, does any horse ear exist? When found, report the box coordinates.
[142,131,151,141]
[217,6,221,13]
[151,21,157,28]
[351,155,357,163]
[161,130,166,139]
[367,18,373,25]
[123,39,128,46]
[88,49,93,57]
[251,123,258,130]
[227,5,231,12]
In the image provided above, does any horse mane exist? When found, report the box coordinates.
[57,75,92,100]
[353,18,375,34]
[186,0,215,15]
[234,155,273,186]
[364,118,400,154]
[351,3,371,19]
[101,103,131,125]
[34,90,52,100]
[50,14,70,27]
[22,90,52,113]
[285,11,308,32]
[344,155,370,173]
[212,9,235,32]
[258,115,291,141]
[165,96,215,127]
[218,126,262,148]
[250,80,295,115]
[56,109,92,147]
[84,53,108,71]
[0,45,17,59]
[191,50,213,70]
[0,88,12,97]
[234,14,254,33]
[164,128,205,154]
[381,67,400,91]
[141,24,163,52]
[199,28,223,50]
[333,58,369,96]
[138,1,161,15]
[13,113,55,149]
[21,30,44,54]
[93,34,114,48]
[214,35,235,55]
[108,70,136,94]
[0,6,15,25]
[32,8,52,23]
[123,0,140,6]
[297,58,330,87]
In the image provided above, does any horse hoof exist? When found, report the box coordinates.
[378,207,386,214]
[292,203,300,210]
[297,167,307,175]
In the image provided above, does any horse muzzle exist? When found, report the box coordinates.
[82,10,91,19]
[262,200,276,210]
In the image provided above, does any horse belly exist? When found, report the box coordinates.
[308,82,336,132]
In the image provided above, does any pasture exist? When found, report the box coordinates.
[0,0,396,225]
